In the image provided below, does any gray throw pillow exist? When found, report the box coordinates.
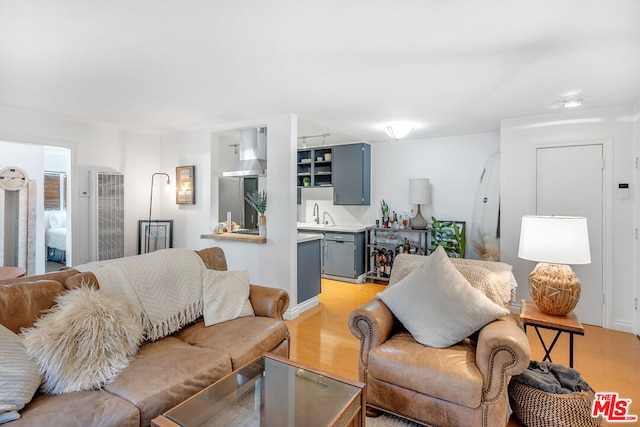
[378,246,510,348]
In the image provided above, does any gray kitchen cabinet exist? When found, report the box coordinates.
[332,143,370,205]
[297,238,321,303]
[297,147,332,188]
[323,231,365,280]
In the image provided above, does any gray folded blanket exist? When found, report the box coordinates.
[511,361,591,394]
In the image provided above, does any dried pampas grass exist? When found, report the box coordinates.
[21,285,143,395]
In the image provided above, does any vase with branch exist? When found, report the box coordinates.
[245,190,268,237]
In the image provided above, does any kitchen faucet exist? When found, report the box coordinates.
[313,203,320,224]
[323,211,334,225]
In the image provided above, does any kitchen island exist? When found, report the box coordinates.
[297,223,366,283]
[297,232,323,314]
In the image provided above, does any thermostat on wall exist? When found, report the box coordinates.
[618,183,629,199]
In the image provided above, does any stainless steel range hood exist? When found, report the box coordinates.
[223,127,267,177]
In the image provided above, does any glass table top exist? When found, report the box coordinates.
[164,355,362,427]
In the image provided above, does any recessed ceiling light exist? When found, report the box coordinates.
[563,99,582,108]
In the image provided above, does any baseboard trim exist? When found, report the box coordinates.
[283,296,320,320]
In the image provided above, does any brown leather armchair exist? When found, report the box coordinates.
[348,256,530,427]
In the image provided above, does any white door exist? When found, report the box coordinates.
[536,144,604,326]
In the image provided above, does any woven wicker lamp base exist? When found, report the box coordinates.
[529,263,581,316]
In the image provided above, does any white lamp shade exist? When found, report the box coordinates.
[409,178,431,205]
[518,215,591,264]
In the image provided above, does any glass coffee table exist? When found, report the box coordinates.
[151,354,365,427]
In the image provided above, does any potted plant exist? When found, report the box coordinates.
[380,199,389,227]
[303,177,311,187]
[245,190,268,237]
[429,217,466,258]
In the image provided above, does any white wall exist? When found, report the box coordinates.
[120,131,165,256]
[501,105,636,332]
[0,105,164,267]
[299,132,500,254]
[0,107,299,314]
[0,140,45,271]
[44,146,68,172]
[160,115,300,317]
[635,100,640,336]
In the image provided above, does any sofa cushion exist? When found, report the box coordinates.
[0,324,41,424]
[368,331,483,408]
[377,246,510,348]
[8,390,139,427]
[197,247,228,271]
[175,317,289,369]
[22,286,143,395]
[64,271,99,290]
[104,337,231,427]
[0,269,78,288]
[0,280,64,333]
[203,269,254,327]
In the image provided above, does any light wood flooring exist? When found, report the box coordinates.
[286,279,640,425]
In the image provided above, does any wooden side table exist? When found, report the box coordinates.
[520,300,584,367]
[0,266,26,280]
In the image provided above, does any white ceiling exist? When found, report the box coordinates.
[1,0,639,144]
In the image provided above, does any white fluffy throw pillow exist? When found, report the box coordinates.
[203,270,255,327]
[21,286,143,395]
[0,324,41,424]
[378,246,510,348]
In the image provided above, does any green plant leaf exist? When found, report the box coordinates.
[244,190,267,214]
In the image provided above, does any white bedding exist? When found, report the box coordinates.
[46,227,66,251]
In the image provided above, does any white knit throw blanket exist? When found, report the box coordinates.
[82,249,206,342]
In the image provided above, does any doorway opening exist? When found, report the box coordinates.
[43,146,71,272]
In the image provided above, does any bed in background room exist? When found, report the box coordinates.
[44,210,66,264]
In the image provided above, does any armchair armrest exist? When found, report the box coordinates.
[348,298,396,368]
[476,314,530,403]
[249,284,289,320]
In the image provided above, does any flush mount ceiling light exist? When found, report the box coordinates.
[384,123,413,141]
[563,99,582,108]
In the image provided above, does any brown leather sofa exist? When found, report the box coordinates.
[0,247,290,427]
[348,255,530,427]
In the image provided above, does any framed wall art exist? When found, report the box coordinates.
[138,220,173,254]
[176,165,195,205]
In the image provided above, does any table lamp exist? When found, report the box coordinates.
[518,215,591,315]
[409,178,430,230]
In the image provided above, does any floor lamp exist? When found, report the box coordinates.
[147,172,170,253]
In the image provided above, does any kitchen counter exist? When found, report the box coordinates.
[297,222,367,233]
[297,232,324,243]
[201,232,266,244]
